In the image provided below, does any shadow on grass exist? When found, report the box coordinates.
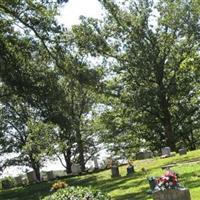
[114,191,150,200]
[0,181,52,200]
[69,172,151,200]
[180,170,200,189]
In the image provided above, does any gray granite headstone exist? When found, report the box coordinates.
[152,188,191,200]
[93,156,99,169]
[179,148,187,155]
[111,166,121,178]
[27,171,37,184]
[136,151,153,160]
[161,147,171,157]
[15,176,23,186]
[46,171,54,180]
[71,164,81,175]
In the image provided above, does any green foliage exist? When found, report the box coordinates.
[72,0,200,152]
[42,186,111,200]
[1,176,16,190]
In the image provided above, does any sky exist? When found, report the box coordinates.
[58,0,103,28]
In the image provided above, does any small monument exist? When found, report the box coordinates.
[152,188,191,200]
[161,147,171,157]
[93,156,99,170]
[136,151,153,160]
[149,170,191,200]
[71,164,81,175]
[127,161,134,175]
[27,171,37,184]
[15,176,23,186]
[110,159,121,178]
[179,148,187,156]
[46,171,54,180]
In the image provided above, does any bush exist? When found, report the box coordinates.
[42,186,111,200]
[1,177,16,190]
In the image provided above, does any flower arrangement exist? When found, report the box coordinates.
[51,181,67,192]
[156,170,179,190]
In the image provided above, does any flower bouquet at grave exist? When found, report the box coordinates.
[50,181,67,192]
[147,170,182,193]
[151,170,181,191]
[154,170,180,191]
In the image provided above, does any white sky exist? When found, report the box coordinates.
[58,0,103,27]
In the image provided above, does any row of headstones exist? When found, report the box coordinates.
[161,147,187,157]
[135,147,187,160]
[2,164,82,189]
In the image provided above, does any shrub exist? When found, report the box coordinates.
[1,177,16,190]
[42,186,111,200]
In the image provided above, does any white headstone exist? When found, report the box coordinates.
[71,164,81,175]
[93,156,99,169]
[161,147,171,157]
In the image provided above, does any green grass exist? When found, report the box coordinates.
[1,149,200,200]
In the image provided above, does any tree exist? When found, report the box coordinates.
[0,94,56,181]
[0,0,102,173]
[71,0,200,151]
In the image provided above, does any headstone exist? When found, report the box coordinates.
[179,148,187,156]
[93,156,99,170]
[46,171,54,180]
[15,176,23,186]
[71,164,81,175]
[152,188,191,200]
[161,147,171,157]
[127,165,134,175]
[111,166,121,178]
[22,177,29,186]
[145,151,153,159]
[27,171,37,184]
[136,151,153,160]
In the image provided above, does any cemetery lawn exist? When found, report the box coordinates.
[1,150,200,200]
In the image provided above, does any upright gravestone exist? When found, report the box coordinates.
[93,156,99,170]
[46,171,54,180]
[111,166,121,178]
[161,147,171,157]
[27,171,37,184]
[136,151,153,160]
[71,164,81,175]
[152,188,191,200]
[136,152,145,160]
[179,148,187,156]
[15,176,23,186]
[127,165,134,175]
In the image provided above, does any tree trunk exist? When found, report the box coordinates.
[189,131,196,150]
[76,128,85,172]
[33,164,41,182]
[29,155,41,182]
[159,90,176,151]
[156,65,176,151]
[64,148,72,174]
